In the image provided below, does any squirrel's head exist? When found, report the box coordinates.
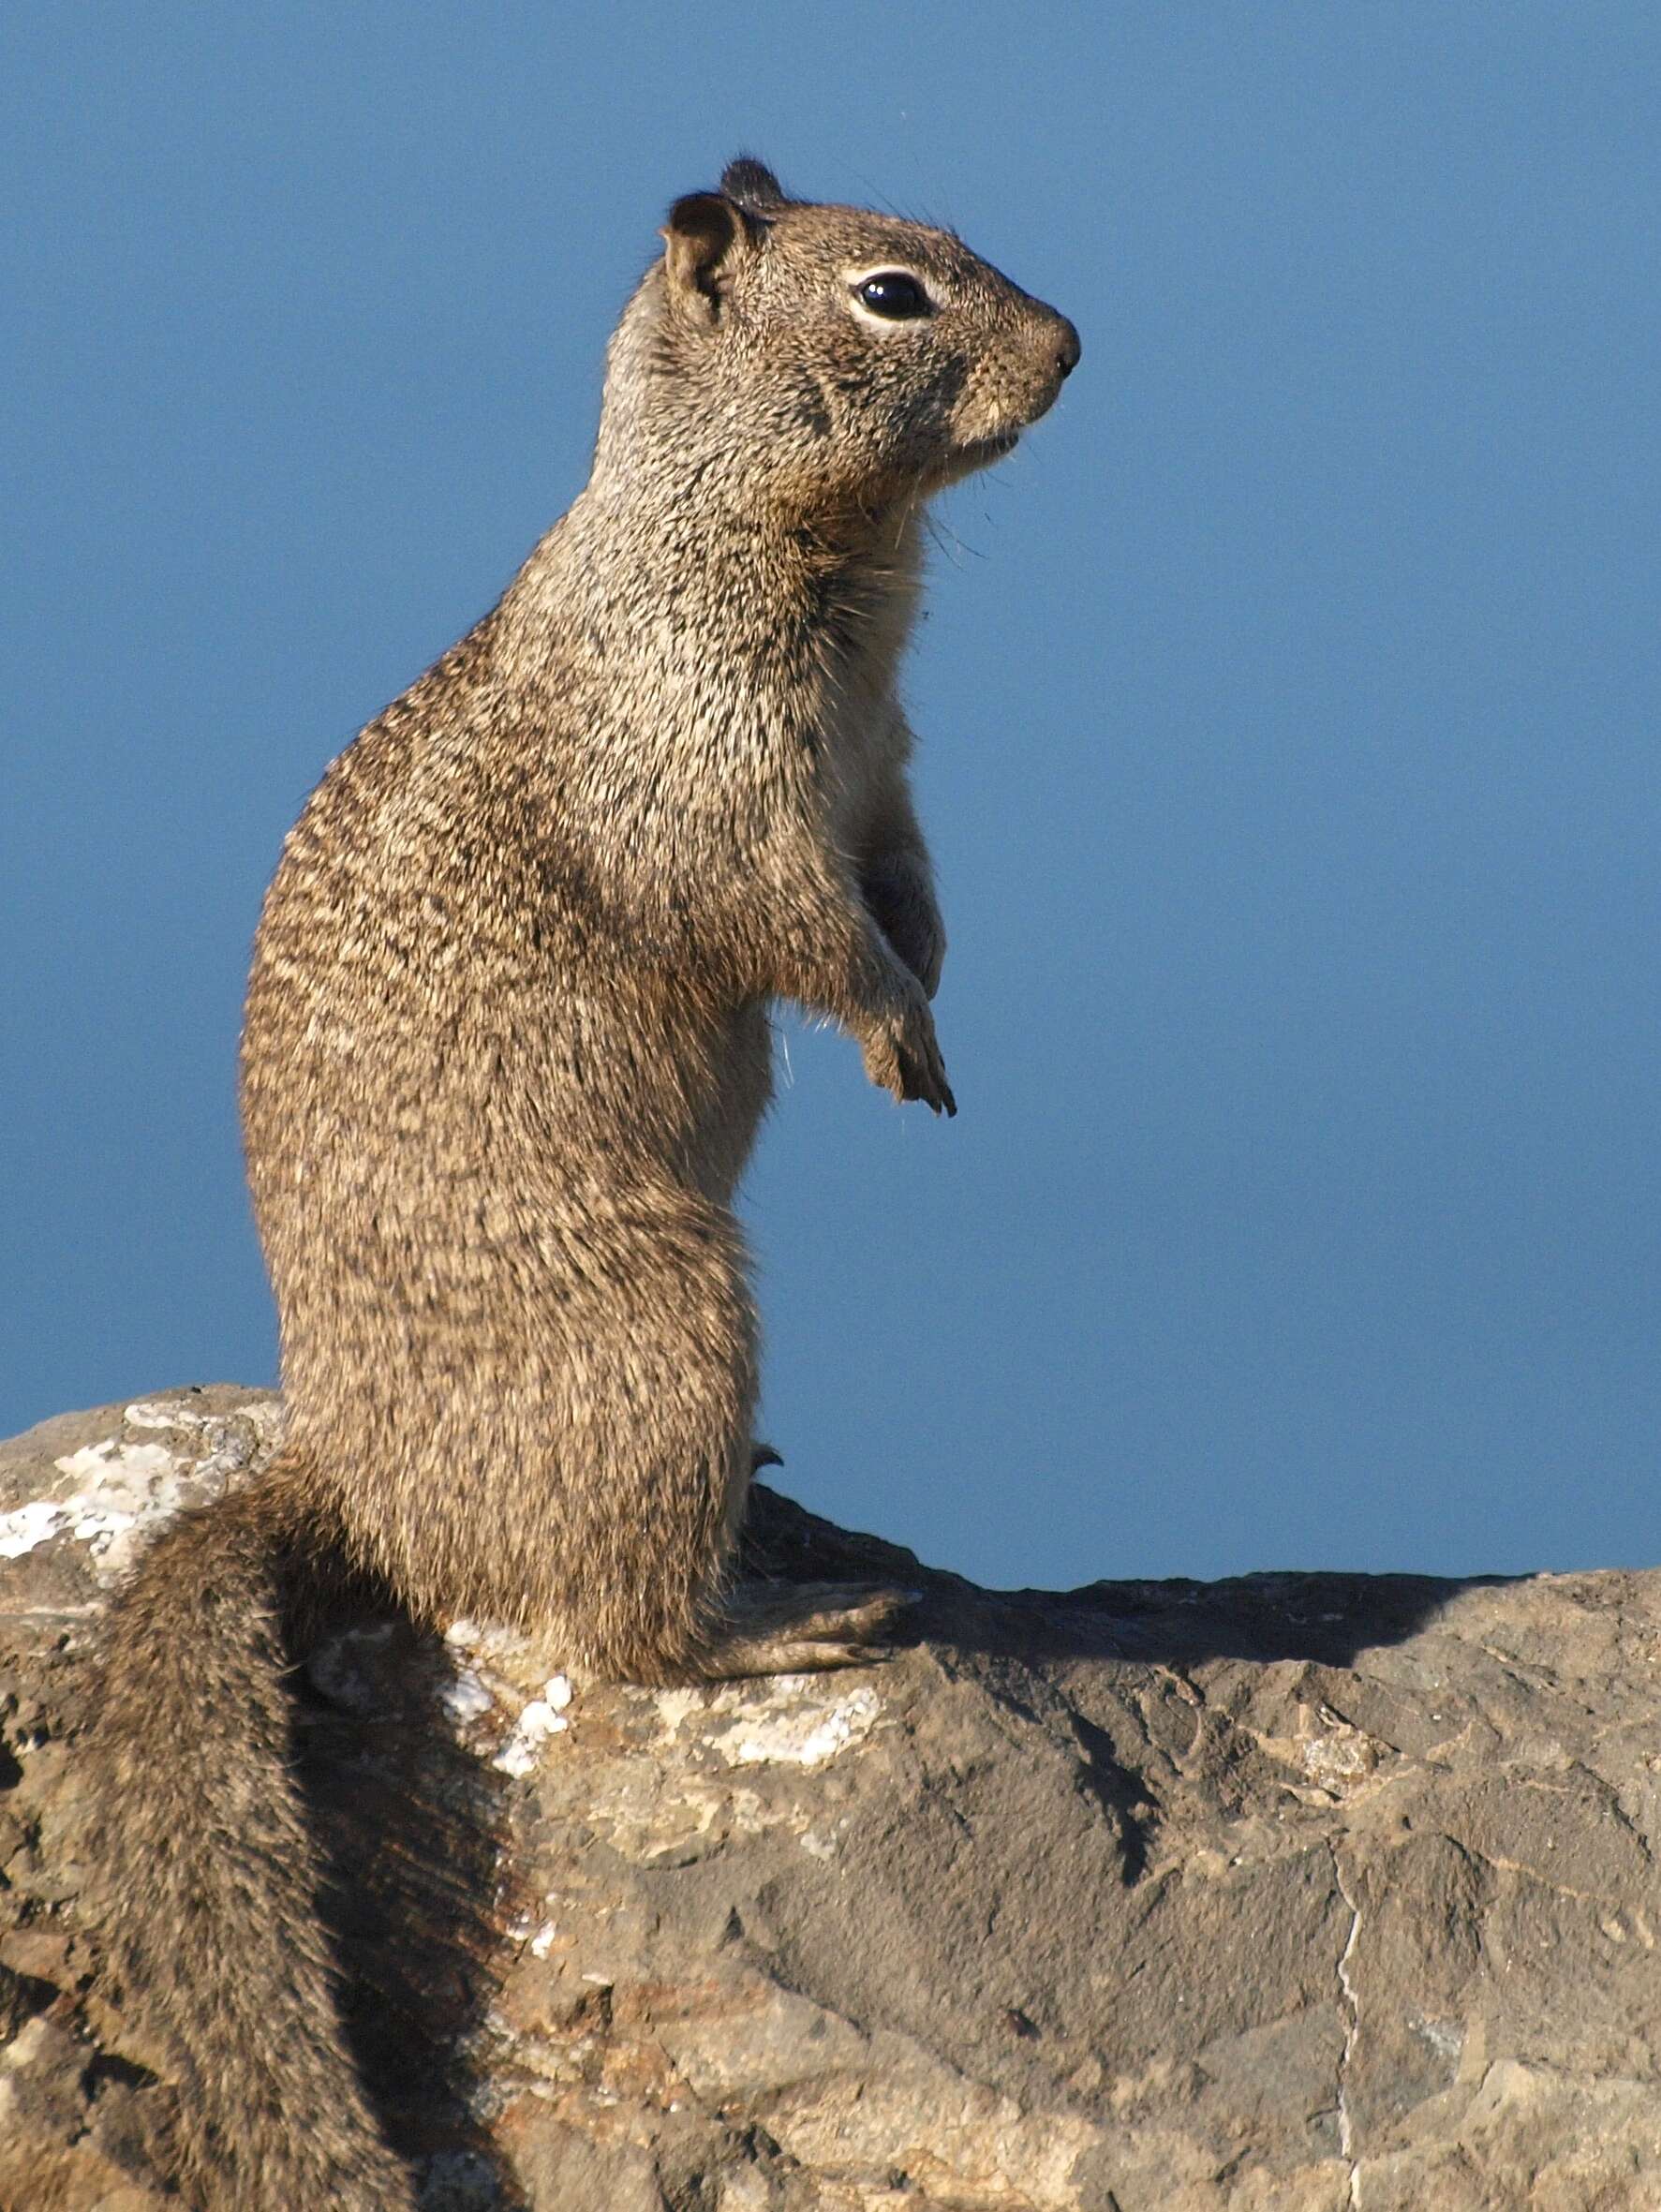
[597,157,1079,525]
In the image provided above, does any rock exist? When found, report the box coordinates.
[2,1390,1659,2210]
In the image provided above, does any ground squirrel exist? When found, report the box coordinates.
[88,157,1078,2207]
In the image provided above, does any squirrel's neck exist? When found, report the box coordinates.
[497,473,927,698]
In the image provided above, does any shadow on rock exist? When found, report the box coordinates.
[743,1478,1512,1671]
[292,1599,523,2212]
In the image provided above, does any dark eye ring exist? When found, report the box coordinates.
[853,271,932,321]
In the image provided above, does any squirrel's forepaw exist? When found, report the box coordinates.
[860,981,956,1116]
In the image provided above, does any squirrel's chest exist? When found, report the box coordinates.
[817,690,892,824]
[811,621,905,822]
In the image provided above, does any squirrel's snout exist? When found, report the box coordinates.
[1053,316,1082,379]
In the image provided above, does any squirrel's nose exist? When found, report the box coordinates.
[1053,317,1082,379]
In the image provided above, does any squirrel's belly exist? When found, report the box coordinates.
[243,958,773,1224]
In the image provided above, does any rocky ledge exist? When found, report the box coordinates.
[2,1389,1658,2211]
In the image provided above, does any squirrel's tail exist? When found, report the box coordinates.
[88,1466,416,2210]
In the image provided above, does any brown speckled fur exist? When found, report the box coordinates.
[88,159,1077,2207]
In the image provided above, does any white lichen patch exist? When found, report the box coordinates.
[54,1441,177,1487]
[0,1500,74,1561]
[709,1682,882,1770]
[0,1399,280,1582]
[0,1440,178,1579]
[123,1399,211,1431]
[124,1395,283,1450]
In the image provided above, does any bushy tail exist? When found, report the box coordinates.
[88,1468,416,2210]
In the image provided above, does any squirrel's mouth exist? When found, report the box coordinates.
[924,424,1026,491]
[936,428,1020,485]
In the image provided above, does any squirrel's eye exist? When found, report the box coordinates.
[854,272,932,320]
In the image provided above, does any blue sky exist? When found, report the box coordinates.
[6,5,1659,1586]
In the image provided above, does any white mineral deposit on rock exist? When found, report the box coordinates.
[122,1400,213,1431]
[438,1669,496,1727]
[491,1692,570,1777]
[689,1680,884,1771]
[0,1498,71,1560]
[0,1402,281,1581]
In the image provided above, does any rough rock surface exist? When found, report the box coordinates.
[2,1390,1659,2212]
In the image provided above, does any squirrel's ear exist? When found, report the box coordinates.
[661,192,758,322]
[720,156,788,214]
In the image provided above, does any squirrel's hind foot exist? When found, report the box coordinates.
[702,1580,918,1679]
